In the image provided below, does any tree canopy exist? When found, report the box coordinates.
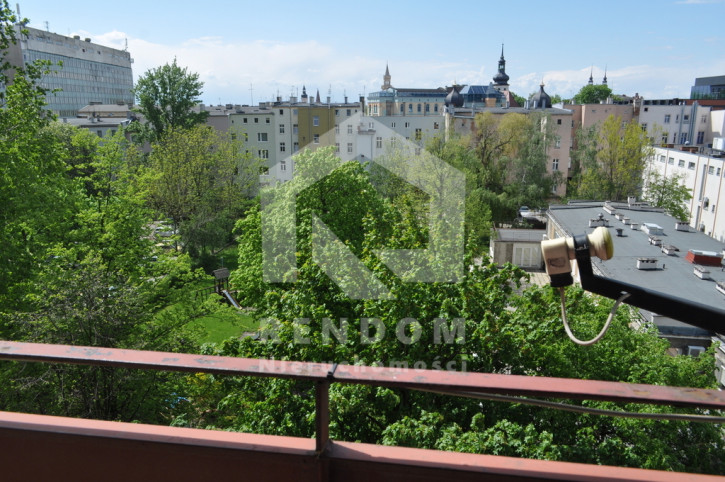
[132,58,209,140]
[572,84,613,105]
[167,149,724,473]
[571,115,653,201]
[643,170,692,221]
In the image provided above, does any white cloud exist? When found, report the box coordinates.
[73,29,709,105]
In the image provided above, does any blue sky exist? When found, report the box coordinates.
[18,0,725,105]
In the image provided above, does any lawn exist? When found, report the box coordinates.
[187,309,258,345]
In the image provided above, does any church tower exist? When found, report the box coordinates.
[381,64,392,90]
[492,44,510,93]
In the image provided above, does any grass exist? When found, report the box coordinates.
[187,309,258,345]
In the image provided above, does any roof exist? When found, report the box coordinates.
[549,203,725,333]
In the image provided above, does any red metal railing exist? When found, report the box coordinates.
[0,340,724,481]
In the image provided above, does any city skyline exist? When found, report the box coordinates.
[18,0,725,106]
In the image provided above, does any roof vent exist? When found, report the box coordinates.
[642,223,664,236]
[636,258,658,270]
[661,244,678,256]
[693,265,711,280]
[675,221,690,232]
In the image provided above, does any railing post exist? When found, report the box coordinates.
[315,380,330,453]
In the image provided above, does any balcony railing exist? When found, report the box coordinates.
[0,340,724,481]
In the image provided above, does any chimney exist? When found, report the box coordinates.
[359,95,365,112]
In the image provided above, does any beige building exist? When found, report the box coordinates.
[445,83,573,197]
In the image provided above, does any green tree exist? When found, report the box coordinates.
[171,151,723,473]
[643,171,692,221]
[0,5,79,308]
[139,124,259,257]
[132,58,208,141]
[572,84,613,104]
[574,115,653,201]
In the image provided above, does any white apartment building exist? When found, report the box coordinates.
[638,100,715,148]
[645,145,725,241]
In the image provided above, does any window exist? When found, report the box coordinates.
[279,124,285,134]
[258,149,269,159]
[400,104,404,114]
[678,159,685,167]
[347,143,353,153]
[391,122,396,128]
[661,133,668,144]
[293,124,298,134]
[279,109,284,115]
[718,168,722,177]
[231,133,237,140]
[688,162,696,170]
[335,109,339,116]
[683,115,689,123]
[415,128,422,141]
[417,104,421,113]
[257,132,268,142]
[244,133,249,141]
[701,115,707,124]
[313,134,319,144]
[266,117,270,124]
[254,118,259,123]
[708,166,715,175]
[376,137,382,148]
[697,131,704,144]
[346,109,351,116]
[405,122,410,128]
[335,124,339,134]
[659,155,665,163]
[557,118,562,125]
[434,104,438,113]
[280,160,287,171]
[347,124,353,134]
[313,116,319,126]
[293,142,299,152]
[293,109,298,115]
[641,123,647,131]
[408,104,413,113]
[243,117,248,123]
[434,122,439,129]
[552,159,559,171]
[668,157,674,165]
[680,133,687,144]
[554,137,561,148]
[280,142,286,152]
[664,114,670,124]
[425,104,430,112]
[335,143,340,153]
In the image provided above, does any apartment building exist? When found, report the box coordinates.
[645,145,725,241]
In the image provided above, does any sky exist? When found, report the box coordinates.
[17,0,725,106]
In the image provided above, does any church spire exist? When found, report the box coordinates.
[493,44,510,90]
[381,63,392,90]
[602,65,608,85]
[588,67,594,85]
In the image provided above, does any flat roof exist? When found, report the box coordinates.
[549,203,725,331]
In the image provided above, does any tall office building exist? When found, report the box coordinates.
[5,24,134,117]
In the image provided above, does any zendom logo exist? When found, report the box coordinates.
[261,113,465,300]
